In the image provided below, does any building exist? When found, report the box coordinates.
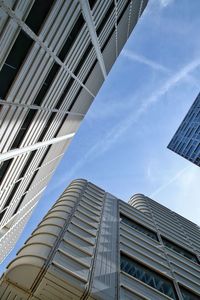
[0,0,148,262]
[0,179,199,300]
[168,93,200,167]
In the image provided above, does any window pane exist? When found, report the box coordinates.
[88,0,97,10]
[38,112,56,141]
[13,170,39,215]
[180,285,200,300]
[33,62,60,106]
[74,43,93,76]
[96,1,115,36]
[120,214,159,241]
[58,13,84,61]
[11,109,37,149]
[121,254,178,300]
[0,180,21,222]
[0,31,33,98]
[25,0,55,34]
[162,237,199,264]
[0,159,13,185]
[12,146,51,216]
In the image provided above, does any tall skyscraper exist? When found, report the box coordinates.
[168,93,200,167]
[0,179,199,299]
[0,0,148,262]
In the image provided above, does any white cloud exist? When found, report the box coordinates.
[122,49,200,88]
[147,0,174,11]
[122,49,170,73]
[87,93,138,120]
[150,165,191,197]
[48,56,200,192]
[137,56,200,114]
[151,165,200,225]
[159,0,174,7]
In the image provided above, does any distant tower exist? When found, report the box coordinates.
[0,0,148,262]
[0,179,199,299]
[168,93,200,166]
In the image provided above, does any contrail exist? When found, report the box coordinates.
[150,165,191,197]
[48,55,200,192]
[122,49,170,73]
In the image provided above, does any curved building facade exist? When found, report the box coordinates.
[128,193,151,216]
[0,0,148,262]
[0,179,200,299]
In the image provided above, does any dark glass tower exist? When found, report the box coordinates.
[168,93,200,166]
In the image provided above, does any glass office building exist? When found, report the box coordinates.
[168,93,200,167]
[0,0,148,262]
[0,179,199,299]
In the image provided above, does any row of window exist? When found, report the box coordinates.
[0,0,55,99]
[0,52,98,221]
[120,214,199,265]
[0,0,119,100]
[0,8,86,191]
[0,146,51,223]
[120,213,158,241]
[1,0,124,158]
[162,237,199,264]
[0,0,111,184]
[121,253,199,300]
[0,0,131,220]
[0,50,98,222]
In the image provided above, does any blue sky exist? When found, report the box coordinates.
[1,0,200,272]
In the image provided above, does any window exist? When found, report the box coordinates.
[11,109,37,149]
[12,146,51,216]
[0,150,36,221]
[33,62,60,106]
[0,159,13,185]
[1,145,51,220]
[53,57,97,135]
[101,1,130,52]
[0,31,33,98]
[37,112,56,142]
[120,214,159,241]
[55,77,74,109]
[58,13,84,61]
[73,43,93,76]
[88,0,97,10]
[180,285,200,300]
[121,254,178,299]
[194,157,200,166]
[25,0,55,34]
[13,169,39,215]
[162,237,199,264]
[117,1,130,25]
[83,59,97,85]
[0,180,21,222]
[101,27,115,52]
[10,61,60,149]
[19,150,37,178]
[96,1,115,36]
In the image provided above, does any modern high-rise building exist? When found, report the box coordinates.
[0,0,148,262]
[168,93,200,167]
[0,179,199,300]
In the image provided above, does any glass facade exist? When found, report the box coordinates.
[162,236,199,264]
[168,93,200,167]
[180,286,200,300]
[120,254,178,299]
[120,214,159,241]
